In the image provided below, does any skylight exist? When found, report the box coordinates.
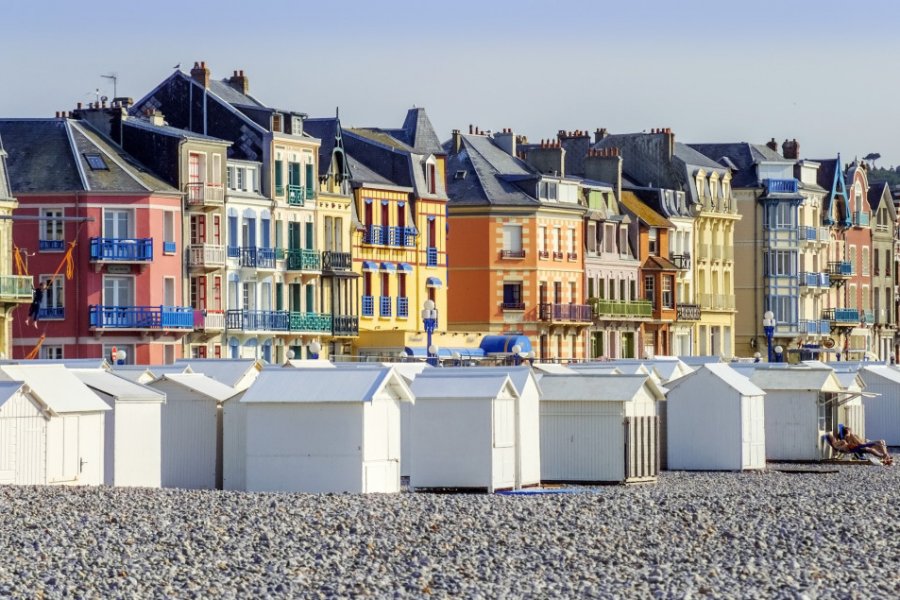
[84,153,108,170]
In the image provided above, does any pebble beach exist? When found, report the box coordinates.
[1,464,897,599]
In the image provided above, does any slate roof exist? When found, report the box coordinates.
[687,142,790,188]
[444,134,539,207]
[0,118,177,194]
[868,181,891,211]
[0,133,12,201]
[303,117,340,178]
[208,78,267,110]
[123,117,227,143]
[393,108,444,155]
[619,191,674,228]
[345,152,395,186]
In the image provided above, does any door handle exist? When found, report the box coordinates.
[80,458,87,473]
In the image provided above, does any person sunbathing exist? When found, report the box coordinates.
[825,427,893,465]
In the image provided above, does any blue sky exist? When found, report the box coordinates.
[4,0,900,165]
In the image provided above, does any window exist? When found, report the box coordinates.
[163,211,175,254]
[662,276,673,308]
[862,247,870,276]
[849,246,857,274]
[644,275,655,307]
[539,226,547,254]
[539,180,558,200]
[569,281,577,303]
[586,223,596,253]
[648,228,658,256]
[766,250,797,276]
[104,209,131,238]
[426,161,437,194]
[767,295,796,324]
[767,202,796,229]
[211,155,222,185]
[553,281,562,304]
[84,153,108,170]
[553,227,562,253]
[39,275,64,319]
[568,228,576,254]
[40,209,64,250]
[848,284,857,309]
[502,225,522,256]
[40,345,63,360]
[619,228,628,256]
[502,282,523,309]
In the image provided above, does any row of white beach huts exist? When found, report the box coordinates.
[1,356,899,493]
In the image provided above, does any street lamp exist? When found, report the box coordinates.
[286,349,295,361]
[774,345,784,363]
[422,299,438,366]
[115,349,127,366]
[762,310,776,362]
[452,351,461,367]
[428,344,440,367]
[511,343,522,366]
[308,340,321,360]
[753,352,761,363]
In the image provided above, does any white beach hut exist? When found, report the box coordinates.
[0,364,110,485]
[858,366,900,444]
[832,370,866,436]
[749,366,844,461]
[0,381,47,485]
[409,373,520,492]
[174,359,262,392]
[72,370,166,487]
[414,366,541,488]
[231,367,414,493]
[112,364,193,384]
[665,363,766,471]
[148,373,238,489]
[539,374,663,484]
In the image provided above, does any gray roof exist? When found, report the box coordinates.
[392,108,444,155]
[667,363,765,397]
[444,134,539,207]
[208,79,267,110]
[241,368,410,403]
[173,359,259,389]
[123,117,227,143]
[860,365,900,385]
[748,367,841,392]
[687,142,790,188]
[0,118,177,194]
[155,373,237,402]
[303,118,340,178]
[539,374,657,402]
[410,373,516,399]
[416,366,537,397]
[72,370,165,402]
[346,152,394,186]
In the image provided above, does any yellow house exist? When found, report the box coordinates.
[0,138,32,357]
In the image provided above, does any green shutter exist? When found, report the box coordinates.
[305,163,314,196]
[305,222,314,250]
[274,162,284,193]
[275,283,283,310]
[290,162,301,185]
[305,284,314,313]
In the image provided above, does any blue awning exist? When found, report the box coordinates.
[426,276,442,288]
[404,346,486,359]
[362,261,379,272]
[398,263,413,273]
[380,262,396,272]
[479,335,533,355]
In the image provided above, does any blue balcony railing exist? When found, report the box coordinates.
[426,247,438,267]
[800,272,820,287]
[89,238,153,262]
[236,247,275,269]
[379,295,392,317]
[800,226,818,242]
[823,308,860,324]
[362,295,374,317]
[38,306,65,320]
[227,246,240,259]
[89,305,193,329]
[363,225,418,247]
[853,211,870,227]
[765,178,799,194]
[397,296,409,318]
[364,225,388,245]
[799,319,819,335]
[39,239,65,251]
[225,309,290,331]
[863,310,875,324]
[827,261,853,278]
[818,273,830,287]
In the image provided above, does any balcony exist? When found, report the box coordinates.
[39,239,65,251]
[89,305,194,330]
[363,225,417,247]
[827,261,853,281]
[822,308,860,325]
[286,248,321,271]
[234,247,276,269]
[185,182,225,208]
[800,226,818,243]
[362,295,374,317]
[798,319,830,336]
[552,251,564,260]
[671,254,691,270]
[188,244,226,270]
[287,184,305,206]
[333,315,359,337]
[163,241,177,254]
[699,294,735,310]
[89,238,153,262]
[38,306,64,320]
[863,310,875,325]
[853,211,870,227]
[567,252,578,261]
[426,247,438,267]
[0,275,33,303]
[500,249,526,259]
[765,178,799,194]
[195,309,225,331]
[364,225,387,245]
[322,251,351,272]
[501,302,526,311]
[591,299,653,319]
[289,311,333,333]
[539,303,593,323]
[538,250,549,259]
[397,297,409,318]
[676,303,702,321]
[379,296,392,317]
[226,309,289,332]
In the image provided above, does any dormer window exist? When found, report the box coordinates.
[539,180,558,201]
[272,114,283,133]
[84,153,108,170]
[648,228,658,256]
[424,157,438,194]
[291,116,303,135]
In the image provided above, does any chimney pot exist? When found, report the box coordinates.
[469,124,473,134]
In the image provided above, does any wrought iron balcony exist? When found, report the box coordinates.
[379,295,392,317]
[322,251,351,272]
[538,250,550,259]
[287,184,305,206]
[225,309,289,332]
[289,311,333,333]
[397,297,409,318]
[39,239,65,251]
[567,252,578,261]
[333,315,359,337]
[233,247,276,269]
[765,178,799,194]
[362,295,374,317]
[188,244,226,270]
[286,248,321,271]
[89,238,153,262]
[185,182,225,207]
[500,249,526,259]
[676,303,702,321]
[539,303,593,323]
[501,302,526,311]
[0,275,34,303]
[671,254,691,270]
[827,261,853,279]
[426,247,438,267]
[89,305,194,329]
[590,299,653,318]
[552,251,564,260]
[38,306,65,320]
[822,308,860,325]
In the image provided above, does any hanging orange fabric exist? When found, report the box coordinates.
[24,334,45,360]
[13,246,27,276]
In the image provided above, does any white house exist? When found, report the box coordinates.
[409,373,520,492]
[858,366,900,445]
[539,374,663,484]
[749,366,844,461]
[415,366,541,488]
[0,381,47,485]
[0,364,110,485]
[73,370,166,487]
[665,363,766,471]
[231,367,414,493]
[148,373,238,489]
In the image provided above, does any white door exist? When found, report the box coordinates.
[492,398,517,489]
[104,210,131,239]
[164,278,175,306]
[47,415,80,483]
[77,414,104,485]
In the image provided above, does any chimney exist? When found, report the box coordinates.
[782,138,800,160]
[147,108,166,127]
[451,129,462,154]
[493,128,517,157]
[523,141,565,177]
[594,128,608,144]
[227,69,249,95]
[191,61,210,88]
[766,137,778,153]
[584,148,623,199]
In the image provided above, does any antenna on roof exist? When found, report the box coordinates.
[101,73,118,99]
[336,106,340,118]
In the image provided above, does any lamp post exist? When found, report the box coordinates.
[762,310,776,362]
[308,340,321,360]
[422,299,438,366]
[115,349,127,366]
[428,344,440,367]
[774,345,784,364]
[511,344,522,367]
[753,351,761,364]
[452,351,461,367]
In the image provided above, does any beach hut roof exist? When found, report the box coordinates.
[173,359,261,388]
[666,363,765,396]
[157,373,238,402]
[241,367,414,404]
[749,367,842,392]
[410,373,518,400]
[861,365,900,384]
[539,374,665,401]
[0,381,27,410]
[72,370,165,402]
[0,364,110,413]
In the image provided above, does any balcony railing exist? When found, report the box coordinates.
[853,211,870,227]
[822,308,860,324]
[226,309,289,332]
[863,310,875,325]
[89,305,194,329]
[363,225,418,247]
[676,303,702,321]
[39,239,65,251]
[800,272,821,288]
[798,319,830,335]
[699,294,735,310]
[552,251,564,260]
[362,295,374,317]
[591,299,653,318]
[567,252,578,261]
[289,311,333,333]
[539,303,593,323]
[185,182,225,206]
[322,251,351,271]
[195,309,225,331]
[538,250,550,259]
[287,184,305,206]
[765,178,799,194]
[379,296,392,317]
[500,249,526,259]
[235,247,276,269]
[426,247,438,267]
[827,261,853,278]
[38,306,65,320]
[671,254,691,270]
[0,275,33,302]
[89,238,153,262]
[501,302,526,311]
[397,297,409,318]
[188,244,226,269]
[800,226,818,242]
[286,248,321,271]
[333,315,359,337]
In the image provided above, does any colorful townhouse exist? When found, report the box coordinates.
[868,182,896,360]
[0,116,188,363]
[131,62,357,361]
[445,129,590,361]
[842,160,875,358]
[0,134,34,355]
[340,108,448,357]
